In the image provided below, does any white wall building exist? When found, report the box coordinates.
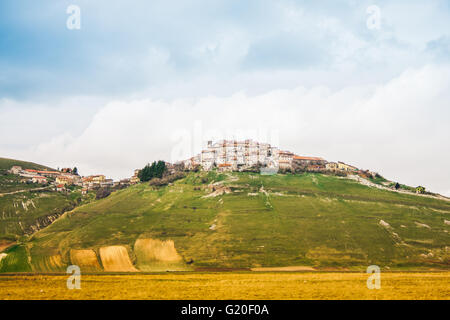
[184,139,283,171]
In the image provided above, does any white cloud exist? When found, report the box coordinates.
[1,65,449,196]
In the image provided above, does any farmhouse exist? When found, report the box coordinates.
[9,166,22,174]
[337,162,358,172]
[278,151,294,169]
[293,156,326,166]
[130,169,140,184]
[24,169,60,178]
[56,175,75,185]
[325,162,339,170]
[32,176,47,184]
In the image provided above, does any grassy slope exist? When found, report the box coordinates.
[0,157,55,193]
[0,190,83,239]
[0,157,90,242]
[2,171,450,272]
[0,157,55,171]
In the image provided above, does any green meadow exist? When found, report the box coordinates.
[1,171,448,273]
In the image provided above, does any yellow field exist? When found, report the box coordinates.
[0,272,449,300]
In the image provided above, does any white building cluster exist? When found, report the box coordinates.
[182,139,322,171]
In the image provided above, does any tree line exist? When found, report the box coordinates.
[138,161,166,182]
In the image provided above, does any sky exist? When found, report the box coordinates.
[0,0,449,195]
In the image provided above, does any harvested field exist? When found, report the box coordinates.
[70,249,102,272]
[251,266,316,272]
[0,272,448,300]
[32,255,65,272]
[99,246,137,272]
[134,239,188,271]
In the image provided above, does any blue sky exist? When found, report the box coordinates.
[1,0,449,99]
[1,0,450,195]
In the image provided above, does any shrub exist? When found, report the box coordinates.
[149,178,164,186]
[415,186,425,194]
[96,188,111,200]
[333,171,348,177]
[149,172,185,187]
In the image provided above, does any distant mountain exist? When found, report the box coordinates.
[2,171,449,273]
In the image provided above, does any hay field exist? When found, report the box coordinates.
[0,272,448,300]
[99,246,138,272]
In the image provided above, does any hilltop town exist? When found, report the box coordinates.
[6,139,431,196]
[181,139,363,174]
[4,139,385,192]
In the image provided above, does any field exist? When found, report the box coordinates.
[2,171,449,273]
[0,272,448,300]
[0,158,95,241]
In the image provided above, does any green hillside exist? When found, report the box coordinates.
[0,158,92,245]
[1,171,449,273]
[0,189,83,239]
[0,157,55,171]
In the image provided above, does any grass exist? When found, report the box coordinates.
[1,171,444,273]
[0,189,84,239]
[0,173,49,193]
[0,272,448,300]
[0,245,32,272]
[0,157,93,241]
[0,157,55,171]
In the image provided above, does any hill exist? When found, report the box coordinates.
[0,157,92,250]
[1,171,449,273]
[0,157,55,171]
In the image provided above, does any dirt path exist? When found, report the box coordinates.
[347,175,450,202]
[0,186,52,197]
[0,241,15,253]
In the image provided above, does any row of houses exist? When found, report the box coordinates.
[9,166,63,185]
[180,140,360,173]
[8,166,119,193]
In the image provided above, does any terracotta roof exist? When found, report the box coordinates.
[218,163,232,167]
[26,169,60,174]
[293,155,325,161]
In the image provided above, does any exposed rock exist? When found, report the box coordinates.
[415,222,431,229]
[379,220,390,228]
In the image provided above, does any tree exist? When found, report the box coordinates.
[416,186,425,194]
[138,161,167,182]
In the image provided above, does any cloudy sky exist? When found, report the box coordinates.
[1,0,449,195]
